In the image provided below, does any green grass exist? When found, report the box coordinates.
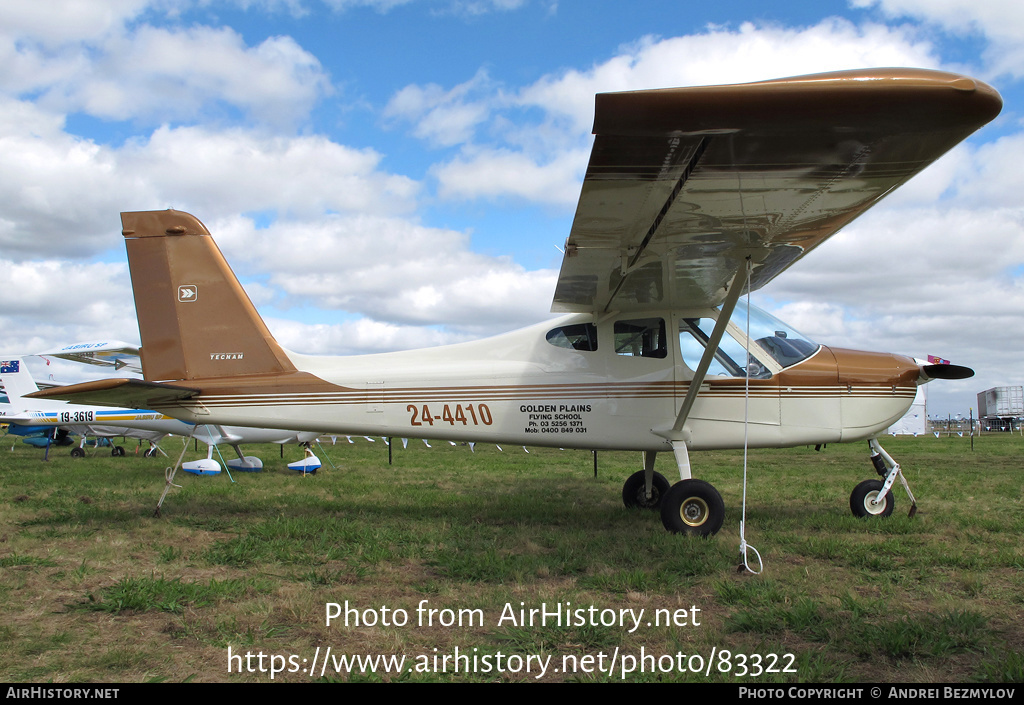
[82,575,270,614]
[0,432,1021,682]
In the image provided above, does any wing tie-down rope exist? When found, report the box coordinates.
[740,256,763,575]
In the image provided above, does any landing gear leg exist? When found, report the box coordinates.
[670,440,692,481]
[849,438,917,519]
[226,444,263,472]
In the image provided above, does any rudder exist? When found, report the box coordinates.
[0,359,38,401]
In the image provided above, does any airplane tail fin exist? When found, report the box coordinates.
[0,359,39,401]
[121,210,296,382]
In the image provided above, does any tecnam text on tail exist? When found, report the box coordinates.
[31,69,1000,534]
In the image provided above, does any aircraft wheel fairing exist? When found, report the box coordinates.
[660,480,725,536]
[622,470,670,510]
[70,448,85,458]
[850,479,894,518]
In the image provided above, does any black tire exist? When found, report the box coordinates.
[850,479,895,518]
[111,446,125,457]
[70,447,85,458]
[660,479,725,536]
[622,470,670,510]
[145,448,158,458]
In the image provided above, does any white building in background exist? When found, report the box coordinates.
[887,385,927,435]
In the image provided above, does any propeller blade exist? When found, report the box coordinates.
[920,363,974,380]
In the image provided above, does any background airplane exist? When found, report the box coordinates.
[2,357,168,456]
[31,69,999,535]
[37,341,144,375]
[2,357,322,473]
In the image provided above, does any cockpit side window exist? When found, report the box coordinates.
[679,318,772,379]
[546,323,598,351]
[614,318,667,358]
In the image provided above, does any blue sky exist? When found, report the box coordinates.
[2,0,1023,416]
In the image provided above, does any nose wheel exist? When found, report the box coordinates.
[850,479,894,517]
[850,439,917,519]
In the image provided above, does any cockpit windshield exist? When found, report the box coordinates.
[679,302,820,378]
[729,301,819,369]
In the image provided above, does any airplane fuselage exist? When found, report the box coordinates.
[148,310,919,452]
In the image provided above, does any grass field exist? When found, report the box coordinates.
[1,431,1021,683]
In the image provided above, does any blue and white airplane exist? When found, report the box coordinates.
[1,358,321,474]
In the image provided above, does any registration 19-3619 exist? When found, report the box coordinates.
[59,411,94,423]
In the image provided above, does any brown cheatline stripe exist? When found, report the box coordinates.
[152,383,915,409]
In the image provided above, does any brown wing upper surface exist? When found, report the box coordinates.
[552,69,1002,314]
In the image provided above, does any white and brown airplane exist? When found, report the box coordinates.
[31,68,1000,535]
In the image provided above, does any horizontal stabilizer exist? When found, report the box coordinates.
[25,378,199,409]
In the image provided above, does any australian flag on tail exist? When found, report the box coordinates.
[0,360,20,374]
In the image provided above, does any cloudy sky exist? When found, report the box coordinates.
[1,0,1021,416]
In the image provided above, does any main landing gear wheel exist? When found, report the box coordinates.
[70,447,85,458]
[660,479,725,536]
[111,446,125,457]
[622,470,670,510]
[850,479,894,518]
[144,448,159,458]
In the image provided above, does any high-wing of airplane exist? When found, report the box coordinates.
[31,69,999,534]
[3,358,321,472]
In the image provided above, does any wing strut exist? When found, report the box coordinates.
[671,259,748,434]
